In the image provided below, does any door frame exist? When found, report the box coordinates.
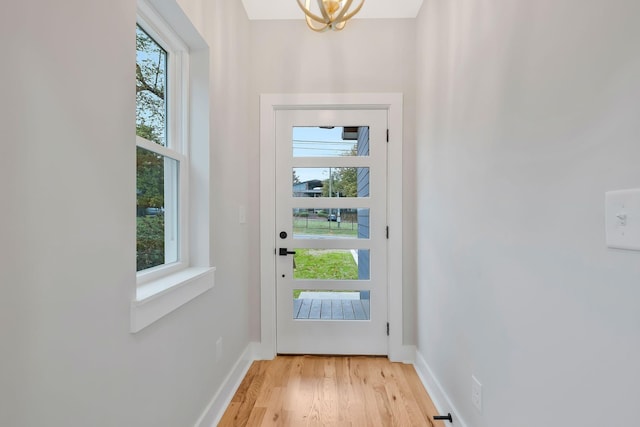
[258,93,408,362]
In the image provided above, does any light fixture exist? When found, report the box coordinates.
[296,0,365,32]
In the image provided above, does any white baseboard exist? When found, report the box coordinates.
[413,350,469,427]
[195,343,259,427]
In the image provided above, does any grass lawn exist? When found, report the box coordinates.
[292,249,358,298]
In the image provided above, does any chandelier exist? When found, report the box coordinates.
[296,0,365,32]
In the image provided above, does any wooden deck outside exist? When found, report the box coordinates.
[293,298,370,320]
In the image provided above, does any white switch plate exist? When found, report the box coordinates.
[606,189,640,251]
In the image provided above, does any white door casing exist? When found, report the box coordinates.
[259,93,409,362]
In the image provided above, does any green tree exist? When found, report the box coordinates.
[336,167,357,197]
[136,27,165,213]
[137,215,165,271]
[136,124,164,212]
[322,168,357,197]
[136,26,166,145]
[136,26,166,271]
[321,146,358,197]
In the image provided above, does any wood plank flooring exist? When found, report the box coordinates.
[218,355,442,427]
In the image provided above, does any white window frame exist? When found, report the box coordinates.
[136,3,190,283]
[131,0,214,333]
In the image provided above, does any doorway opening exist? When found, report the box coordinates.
[259,94,407,361]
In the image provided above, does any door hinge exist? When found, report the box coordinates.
[386,226,389,239]
[386,322,390,336]
[386,129,389,142]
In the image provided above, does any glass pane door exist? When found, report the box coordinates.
[275,110,388,355]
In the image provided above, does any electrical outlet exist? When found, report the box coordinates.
[216,337,223,361]
[472,375,482,412]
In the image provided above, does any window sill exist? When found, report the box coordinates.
[130,266,215,333]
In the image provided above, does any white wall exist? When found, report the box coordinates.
[248,19,418,345]
[415,0,640,426]
[0,0,252,425]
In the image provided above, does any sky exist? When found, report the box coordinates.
[292,126,361,183]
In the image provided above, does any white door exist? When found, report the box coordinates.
[275,109,388,355]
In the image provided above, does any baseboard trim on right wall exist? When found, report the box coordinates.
[413,350,470,427]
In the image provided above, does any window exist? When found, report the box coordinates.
[131,0,214,333]
[136,17,188,279]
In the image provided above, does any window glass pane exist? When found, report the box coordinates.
[293,168,370,198]
[136,26,167,146]
[292,249,370,280]
[292,126,370,157]
[136,147,179,271]
[292,208,369,239]
[292,290,371,320]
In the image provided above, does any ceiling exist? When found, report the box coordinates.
[241,0,424,20]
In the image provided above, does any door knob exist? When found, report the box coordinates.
[279,248,296,256]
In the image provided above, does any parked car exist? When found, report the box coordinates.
[145,207,164,216]
[327,214,337,221]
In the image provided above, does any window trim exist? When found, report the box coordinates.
[132,0,214,333]
[131,266,215,333]
[136,4,189,282]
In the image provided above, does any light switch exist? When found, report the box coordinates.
[606,189,640,251]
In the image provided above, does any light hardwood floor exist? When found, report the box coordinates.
[218,355,443,427]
